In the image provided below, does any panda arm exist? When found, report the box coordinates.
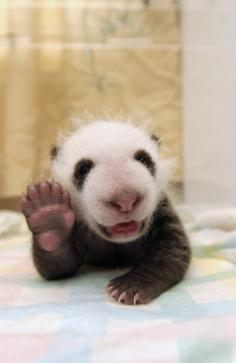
[108,196,191,304]
[21,181,87,280]
[32,223,87,281]
[138,196,191,289]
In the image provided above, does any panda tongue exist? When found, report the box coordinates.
[111,221,139,234]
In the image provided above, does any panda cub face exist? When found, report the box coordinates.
[52,121,169,243]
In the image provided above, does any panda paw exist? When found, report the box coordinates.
[107,273,158,305]
[21,181,75,252]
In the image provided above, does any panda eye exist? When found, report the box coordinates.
[76,159,94,176]
[134,149,155,176]
[73,158,94,190]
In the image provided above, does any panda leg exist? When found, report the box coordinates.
[21,181,84,280]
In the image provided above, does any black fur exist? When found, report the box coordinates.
[73,159,94,190]
[134,149,156,176]
[32,194,191,302]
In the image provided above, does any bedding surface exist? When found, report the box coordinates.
[0,207,236,363]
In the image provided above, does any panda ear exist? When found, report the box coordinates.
[50,144,60,160]
[150,134,161,146]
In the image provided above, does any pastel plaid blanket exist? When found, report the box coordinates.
[0,207,236,363]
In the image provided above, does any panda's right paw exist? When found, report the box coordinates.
[21,181,75,252]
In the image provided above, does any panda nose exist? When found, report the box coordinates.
[109,194,141,213]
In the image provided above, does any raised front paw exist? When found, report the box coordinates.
[107,273,160,305]
[21,181,75,252]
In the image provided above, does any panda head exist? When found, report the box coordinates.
[52,120,171,243]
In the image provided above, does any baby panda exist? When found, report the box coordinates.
[21,120,191,305]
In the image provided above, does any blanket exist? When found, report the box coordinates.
[0,207,236,363]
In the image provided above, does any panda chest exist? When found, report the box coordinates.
[84,233,147,267]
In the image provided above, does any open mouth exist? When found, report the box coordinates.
[107,220,141,237]
[98,220,146,240]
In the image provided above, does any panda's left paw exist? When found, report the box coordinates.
[107,273,158,305]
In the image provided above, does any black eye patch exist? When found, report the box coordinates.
[73,159,94,190]
[134,149,155,176]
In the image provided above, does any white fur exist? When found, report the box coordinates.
[52,120,172,243]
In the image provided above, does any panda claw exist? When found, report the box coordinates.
[118,291,128,304]
[110,289,119,299]
[133,293,140,305]
[106,285,114,293]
